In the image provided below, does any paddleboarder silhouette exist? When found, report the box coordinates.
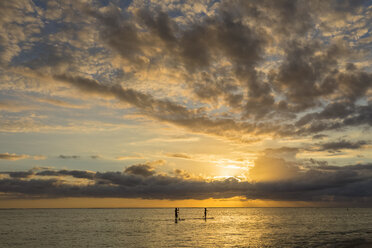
[175,208,180,223]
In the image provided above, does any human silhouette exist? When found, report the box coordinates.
[175,208,178,223]
[204,208,207,219]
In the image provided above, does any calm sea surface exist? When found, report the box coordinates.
[1,208,372,247]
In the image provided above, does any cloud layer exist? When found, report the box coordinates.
[0,0,371,141]
[0,162,372,205]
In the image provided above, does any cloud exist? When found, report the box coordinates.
[263,147,300,160]
[116,155,144,160]
[307,158,329,167]
[343,103,372,127]
[249,156,301,182]
[48,73,259,142]
[0,1,43,65]
[1,0,371,142]
[36,169,95,180]
[0,162,371,205]
[58,155,80,159]
[165,153,193,159]
[35,97,87,109]
[8,171,33,178]
[124,164,155,177]
[0,153,29,160]
[145,160,166,166]
[271,42,347,110]
[0,0,370,209]
[318,140,369,151]
[0,114,129,133]
[173,169,191,179]
[0,153,45,161]
[32,155,46,160]
[0,101,35,112]
[312,134,328,140]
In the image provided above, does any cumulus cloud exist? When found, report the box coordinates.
[249,156,301,182]
[124,164,155,177]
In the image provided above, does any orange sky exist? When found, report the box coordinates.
[0,197,331,208]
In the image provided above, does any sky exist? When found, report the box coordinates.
[1,0,372,208]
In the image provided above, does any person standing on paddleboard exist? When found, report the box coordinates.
[175,208,179,220]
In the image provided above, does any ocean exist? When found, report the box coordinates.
[1,208,372,247]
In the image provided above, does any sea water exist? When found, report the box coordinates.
[1,208,372,247]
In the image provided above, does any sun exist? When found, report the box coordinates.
[212,159,253,179]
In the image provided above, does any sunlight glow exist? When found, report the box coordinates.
[212,159,253,178]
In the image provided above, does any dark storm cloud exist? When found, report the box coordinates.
[58,155,80,159]
[1,162,372,204]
